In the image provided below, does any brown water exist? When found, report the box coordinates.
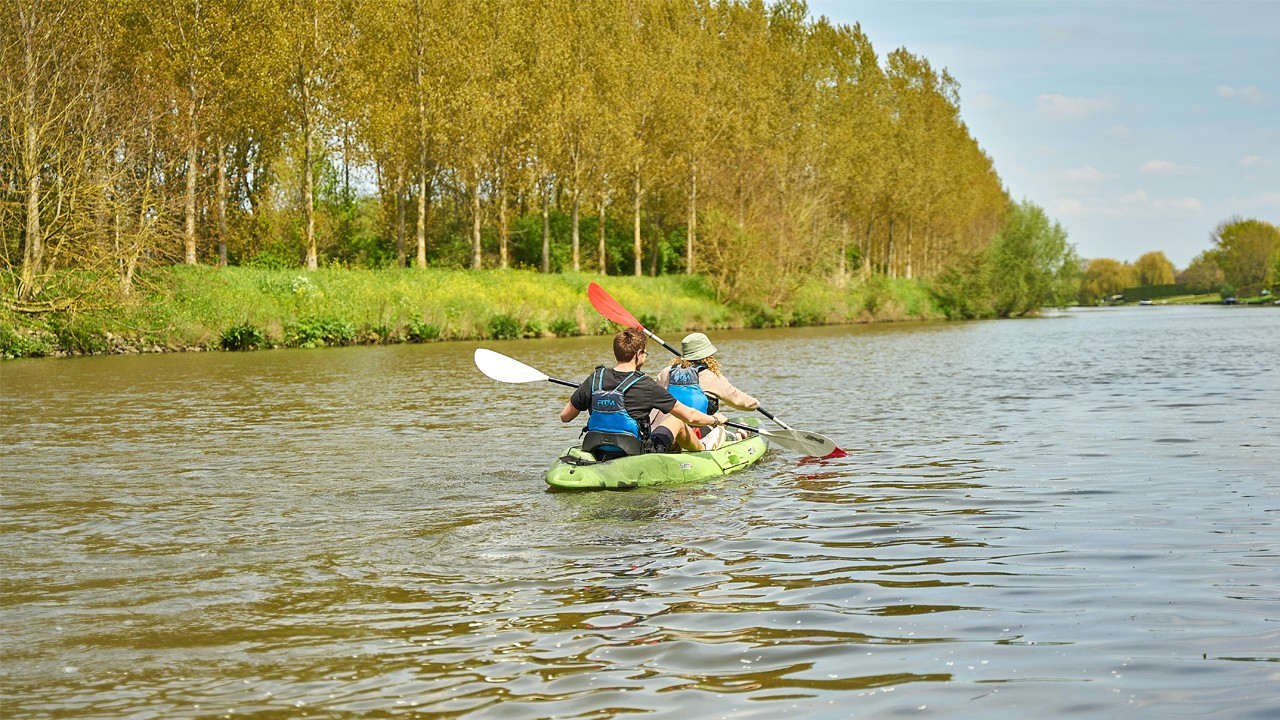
[2,305,1277,719]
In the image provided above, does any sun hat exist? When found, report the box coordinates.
[681,332,717,361]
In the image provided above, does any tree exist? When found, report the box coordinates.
[1079,258,1136,304]
[1133,251,1175,286]
[1179,251,1224,294]
[932,200,1079,318]
[280,0,353,271]
[1211,217,1280,288]
[988,201,1079,316]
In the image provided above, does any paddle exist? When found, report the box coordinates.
[473,348,834,457]
[586,281,848,458]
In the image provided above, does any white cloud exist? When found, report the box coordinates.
[1063,165,1108,182]
[1107,124,1136,139]
[1056,198,1087,215]
[1037,94,1110,121]
[1055,198,1121,217]
[968,93,1000,110]
[1217,84,1266,104]
[1140,160,1196,176]
[1119,190,1149,204]
[1240,156,1262,167]
[1249,191,1280,207]
[1151,197,1203,211]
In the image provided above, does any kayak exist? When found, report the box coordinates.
[546,421,769,490]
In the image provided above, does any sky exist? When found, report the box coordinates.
[805,0,1280,268]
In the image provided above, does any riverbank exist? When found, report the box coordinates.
[0,267,944,359]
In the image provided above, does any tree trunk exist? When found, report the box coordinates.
[541,180,551,273]
[598,196,607,275]
[649,215,660,277]
[498,177,509,269]
[633,170,642,277]
[416,163,428,268]
[185,80,199,265]
[686,163,696,274]
[571,156,580,272]
[302,75,317,271]
[887,216,896,279]
[16,2,42,300]
[470,175,482,270]
[414,2,429,270]
[862,216,874,280]
[395,165,406,267]
[216,142,228,267]
[571,193,581,272]
[905,218,913,280]
[838,213,848,288]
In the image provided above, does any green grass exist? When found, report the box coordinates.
[1,266,945,358]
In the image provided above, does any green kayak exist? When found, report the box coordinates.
[546,426,769,490]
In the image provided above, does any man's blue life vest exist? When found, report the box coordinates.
[583,368,647,459]
[666,362,709,414]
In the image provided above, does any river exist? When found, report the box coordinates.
[2,304,1276,718]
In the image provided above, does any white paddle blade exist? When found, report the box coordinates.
[760,428,837,457]
[474,348,550,384]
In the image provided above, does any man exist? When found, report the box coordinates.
[560,328,727,458]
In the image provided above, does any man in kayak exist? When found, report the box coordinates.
[653,332,759,450]
[560,328,728,459]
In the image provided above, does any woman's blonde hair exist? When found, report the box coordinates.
[671,356,720,375]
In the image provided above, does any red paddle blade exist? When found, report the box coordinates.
[822,447,849,459]
[588,282,643,329]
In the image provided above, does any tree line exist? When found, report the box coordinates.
[1079,217,1280,304]
[2,0,1010,311]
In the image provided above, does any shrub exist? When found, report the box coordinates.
[0,326,51,358]
[221,323,267,351]
[405,319,441,342]
[50,317,109,354]
[285,316,356,348]
[366,323,394,343]
[637,313,661,332]
[487,314,521,339]
[522,318,544,338]
[550,317,578,337]
[246,243,300,270]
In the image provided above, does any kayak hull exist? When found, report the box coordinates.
[546,425,768,490]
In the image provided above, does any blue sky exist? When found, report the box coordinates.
[806,0,1279,268]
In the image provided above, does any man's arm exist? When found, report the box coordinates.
[560,402,581,423]
[670,401,727,428]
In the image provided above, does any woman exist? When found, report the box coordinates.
[652,332,759,450]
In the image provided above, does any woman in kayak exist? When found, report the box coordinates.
[560,328,728,458]
[653,332,759,450]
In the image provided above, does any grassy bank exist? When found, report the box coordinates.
[1,267,944,358]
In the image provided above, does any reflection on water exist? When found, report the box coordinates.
[2,305,1277,718]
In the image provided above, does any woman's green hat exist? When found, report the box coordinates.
[681,332,717,361]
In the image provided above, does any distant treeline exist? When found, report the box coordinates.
[1079,217,1280,304]
[3,0,1010,314]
